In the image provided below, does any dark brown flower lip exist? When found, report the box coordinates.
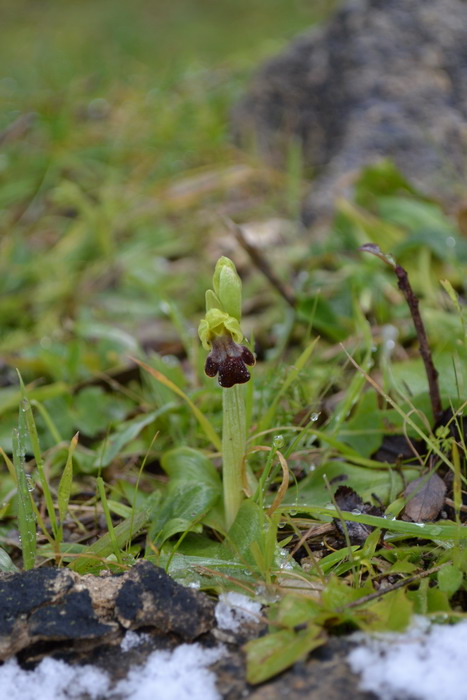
[204,334,255,388]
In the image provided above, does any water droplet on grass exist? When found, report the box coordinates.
[273,435,284,449]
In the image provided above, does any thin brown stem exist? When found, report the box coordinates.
[222,216,296,307]
[394,264,443,422]
[337,563,447,612]
[359,245,443,423]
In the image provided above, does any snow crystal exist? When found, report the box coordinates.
[215,591,262,632]
[348,617,467,700]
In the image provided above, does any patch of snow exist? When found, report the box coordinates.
[115,643,225,700]
[215,591,262,632]
[120,630,151,652]
[0,657,110,700]
[348,617,467,700]
[0,643,225,700]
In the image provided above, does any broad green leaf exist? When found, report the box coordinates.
[437,565,464,596]
[424,588,452,613]
[389,350,467,402]
[378,197,457,237]
[364,588,412,632]
[157,517,202,547]
[246,626,325,685]
[295,460,413,507]
[338,392,384,457]
[107,499,133,518]
[93,407,172,469]
[337,199,404,249]
[150,484,220,546]
[161,446,220,488]
[322,575,373,611]
[296,296,348,342]
[149,448,221,545]
[0,547,19,573]
[73,387,133,438]
[386,557,418,575]
[153,550,249,588]
[226,499,263,562]
[354,160,418,208]
[272,593,321,628]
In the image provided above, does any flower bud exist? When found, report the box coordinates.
[199,257,255,387]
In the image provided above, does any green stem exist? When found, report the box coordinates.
[222,383,246,529]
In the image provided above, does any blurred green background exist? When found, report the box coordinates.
[0,0,333,356]
[0,0,336,450]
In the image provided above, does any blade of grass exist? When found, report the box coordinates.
[31,398,63,444]
[58,433,78,534]
[96,476,122,565]
[343,348,457,474]
[451,439,462,538]
[0,446,16,481]
[70,495,156,574]
[0,382,69,417]
[12,428,36,569]
[295,505,467,543]
[132,356,221,451]
[257,338,319,435]
[17,372,58,538]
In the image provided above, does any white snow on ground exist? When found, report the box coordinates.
[348,617,467,700]
[0,642,225,700]
[214,591,262,631]
[0,656,110,700]
[114,643,225,700]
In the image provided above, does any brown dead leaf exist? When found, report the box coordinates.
[403,472,446,522]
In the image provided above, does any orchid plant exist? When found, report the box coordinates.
[198,257,255,528]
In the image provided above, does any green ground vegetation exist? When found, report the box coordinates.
[1,0,467,683]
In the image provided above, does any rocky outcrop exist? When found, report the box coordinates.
[232,0,467,224]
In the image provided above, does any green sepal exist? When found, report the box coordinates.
[212,256,242,321]
[205,289,222,312]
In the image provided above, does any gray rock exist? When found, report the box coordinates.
[0,560,214,662]
[232,0,467,225]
